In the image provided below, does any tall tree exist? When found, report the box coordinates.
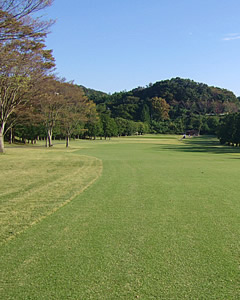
[140,103,151,124]
[150,97,170,121]
[31,77,65,148]
[217,114,237,145]
[0,40,55,152]
[101,114,118,139]
[0,0,54,152]
[0,0,54,42]
[59,83,97,147]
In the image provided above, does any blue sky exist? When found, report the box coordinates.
[43,0,240,96]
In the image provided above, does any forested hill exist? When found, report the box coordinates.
[132,77,239,114]
[78,85,107,103]
[139,78,239,116]
[81,77,240,135]
[85,77,239,120]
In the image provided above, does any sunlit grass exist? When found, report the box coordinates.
[0,145,102,243]
[0,135,240,299]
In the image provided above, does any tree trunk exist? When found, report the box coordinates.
[46,128,53,147]
[0,125,5,153]
[66,135,70,147]
[9,128,13,144]
[48,132,52,147]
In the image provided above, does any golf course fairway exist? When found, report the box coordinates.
[0,135,239,299]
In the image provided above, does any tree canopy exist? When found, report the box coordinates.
[82,77,239,137]
[0,0,55,152]
[0,0,54,42]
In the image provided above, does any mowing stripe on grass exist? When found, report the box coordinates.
[0,136,239,299]
[0,148,102,244]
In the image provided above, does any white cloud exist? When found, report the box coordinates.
[223,33,240,41]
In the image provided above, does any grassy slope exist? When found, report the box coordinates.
[0,136,240,299]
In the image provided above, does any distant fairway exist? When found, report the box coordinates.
[0,135,239,299]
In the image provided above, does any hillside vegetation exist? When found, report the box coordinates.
[83,77,240,136]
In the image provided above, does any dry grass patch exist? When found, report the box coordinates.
[0,146,102,244]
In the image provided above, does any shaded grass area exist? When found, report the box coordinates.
[0,146,102,243]
[162,135,240,155]
[0,136,240,299]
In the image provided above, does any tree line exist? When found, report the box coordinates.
[1,2,240,151]
[85,77,239,137]
[0,0,98,152]
[217,113,240,146]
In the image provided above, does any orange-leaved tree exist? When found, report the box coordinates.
[59,82,98,147]
[150,97,170,121]
[0,39,55,152]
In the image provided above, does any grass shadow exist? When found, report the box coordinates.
[159,136,240,155]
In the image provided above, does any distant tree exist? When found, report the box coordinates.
[114,118,145,136]
[101,114,118,139]
[150,97,170,121]
[85,120,103,140]
[172,117,185,134]
[189,115,203,134]
[140,103,151,124]
[89,77,239,135]
[110,94,140,120]
[31,78,65,147]
[115,117,128,136]
[59,83,97,147]
[206,116,220,134]
[150,120,171,134]
[137,122,149,135]
[124,120,138,136]
[232,114,240,146]
[217,114,237,145]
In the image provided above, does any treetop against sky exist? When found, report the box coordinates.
[45,0,240,96]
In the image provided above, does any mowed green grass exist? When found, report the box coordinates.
[0,136,240,299]
[0,146,102,243]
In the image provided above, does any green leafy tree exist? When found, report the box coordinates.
[217,114,237,145]
[101,114,118,139]
[85,120,103,140]
[140,103,151,124]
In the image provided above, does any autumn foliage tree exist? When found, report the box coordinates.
[0,0,54,42]
[29,79,98,147]
[59,82,98,147]
[150,97,170,121]
[0,40,55,152]
[30,77,66,147]
[0,0,54,152]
